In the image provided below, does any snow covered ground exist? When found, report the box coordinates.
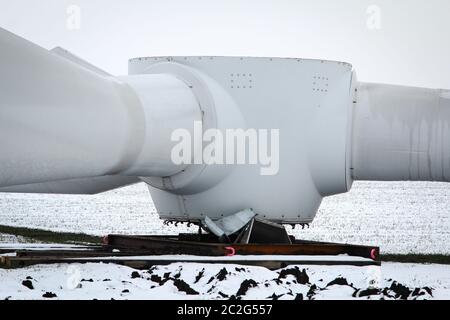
[0,181,449,254]
[0,181,449,300]
[0,262,448,300]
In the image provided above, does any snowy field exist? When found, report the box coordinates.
[1,181,449,300]
[0,181,449,254]
[0,262,448,300]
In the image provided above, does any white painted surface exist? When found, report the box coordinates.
[353,83,450,182]
[0,28,143,186]
[131,57,354,223]
[0,28,201,185]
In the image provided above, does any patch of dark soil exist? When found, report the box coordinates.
[278,267,309,284]
[423,287,433,296]
[267,293,283,300]
[307,284,317,300]
[207,268,228,284]
[150,274,168,285]
[194,269,205,283]
[172,278,199,295]
[42,292,57,298]
[216,268,228,281]
[411,287,433,298]
[411,288,424,297]
[390,281,411,300]
[130,271,141,279]
[380,287,396,299]
[236,279,258,297]
[327,277,349,287]
[356,288,381,297]
[294,293,304,300]
[21,280,33,290]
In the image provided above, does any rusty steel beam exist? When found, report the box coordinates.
[104,234,380,261]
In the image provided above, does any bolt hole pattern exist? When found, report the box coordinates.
[312,75,329,93]
[230,72,254,90]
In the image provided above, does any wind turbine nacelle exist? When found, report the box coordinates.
[1,28,449,225]
[128,57,355,223]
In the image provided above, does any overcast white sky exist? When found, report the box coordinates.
[0,0,449,88]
